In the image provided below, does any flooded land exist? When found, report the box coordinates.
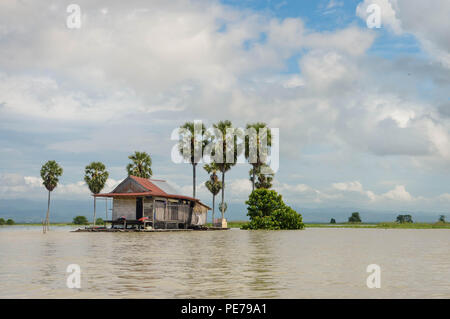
[0,226,449,298]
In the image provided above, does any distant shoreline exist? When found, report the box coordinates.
[2,221,449,229]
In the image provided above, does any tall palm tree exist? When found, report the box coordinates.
[84,162,109,227]
[212,120,239,220]
[245,122,272,192]
[204,163,222,225]
[40,160,63,233]
[178,122,208,198]
[126,151,152,178]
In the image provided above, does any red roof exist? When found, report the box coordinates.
[94,175,211,209]
[129,175,167,196]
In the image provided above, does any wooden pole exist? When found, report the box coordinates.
[93,196,96,227]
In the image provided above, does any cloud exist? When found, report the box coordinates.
[356,0,402,34]
[380,185,412,201]
[0,174,121,199]
[357,0,450,68]
[0,0,449,213]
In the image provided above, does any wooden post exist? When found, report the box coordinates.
[152,198,156,229]
[165,198,168,229]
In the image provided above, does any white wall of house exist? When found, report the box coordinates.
[112,198,136,220]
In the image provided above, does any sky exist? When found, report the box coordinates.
[0,0,449,221]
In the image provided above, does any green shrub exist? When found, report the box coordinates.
[246,189,285,219]
[0,218,5,225]
[330,218,336,224]
[95,218,104,225]
[396,214,413,223]
[6,219,15,225]
[73,216,89,225]
[348,212,362,223]
[242,189,304,230]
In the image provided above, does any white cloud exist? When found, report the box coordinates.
[356,0,402,34]
[357,0,450,68]
[0,174,121,199]
[380,185,413,201]
[0,0,449,213]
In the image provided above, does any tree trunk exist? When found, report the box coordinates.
[44,190,51,233]
[221,171,225,220]
[192,163,196,198]
[212,194,215,226]
[252,166,255,192]
[93,196,97,227]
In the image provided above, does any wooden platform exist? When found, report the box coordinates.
[72,227,230,233]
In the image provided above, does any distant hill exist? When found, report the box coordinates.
[0,199,445,223]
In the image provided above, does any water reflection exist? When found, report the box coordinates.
[0,227,449,298]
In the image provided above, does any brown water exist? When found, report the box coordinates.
[0,226,449,298]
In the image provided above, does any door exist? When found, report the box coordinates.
[136,197,143,220]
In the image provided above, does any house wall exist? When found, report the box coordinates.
[112,198,136,220]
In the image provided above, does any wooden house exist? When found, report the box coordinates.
[95,175,210,230]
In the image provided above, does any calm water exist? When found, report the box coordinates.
[0,226,449,298]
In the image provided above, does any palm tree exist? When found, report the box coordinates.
[179,122,208,198]
[245,122,272,192]
[204,163,222,225]
[40,160,63,233]
[126,151,152,178]
[255,165,274,189]
[212,120,239,221]
[84,162,109,227]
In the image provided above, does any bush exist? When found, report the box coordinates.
[242,189,304,230]
[95,218,105,225]
[0,218,5,225]
[330,218,336,224]
[73,216,89,225]
[396,214,413,224]
[6,219,15,225]
[348,212,362,223]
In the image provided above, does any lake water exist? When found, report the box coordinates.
[0,226,449,298]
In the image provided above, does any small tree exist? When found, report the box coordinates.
[396,214,413,224]
[85,162,109,227]
[438,215,446,223]
[6,219,15,225]
[348,212,362,223]
[73,216,89,225]
[204,163,222,225]
[252,164,274,189]
[40,160,63,233]
[330,218,336,224]
[245,122,272,192]
[96,218,105,225]
[0,218,5,225]
[126,151,152,178]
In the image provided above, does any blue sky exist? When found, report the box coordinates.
[0,0,449,221]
